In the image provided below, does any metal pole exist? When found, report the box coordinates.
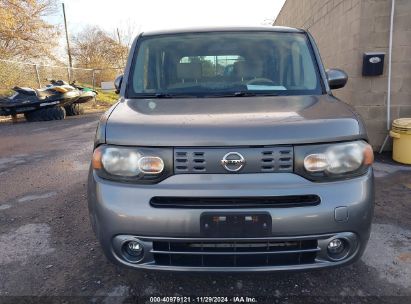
[62,3,73,69]
[34,65,41,88]
[117,28,126,67]
[67,67,71,83]
[116,28,121,44]
[92,69,96,90]
[379,0,396,153]
[386,0,395,132]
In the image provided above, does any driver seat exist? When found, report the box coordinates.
[13,86,54,100]
[13,86,36,96]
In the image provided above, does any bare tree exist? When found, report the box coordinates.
[0,0,60,61]
[115,19,141,49]
[72,25,128,69]
[114,19,141,67]
[71,26,128,84]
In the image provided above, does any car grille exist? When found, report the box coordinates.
[150,195,321,209]
[174,146,293,174]
[152,239,319,267]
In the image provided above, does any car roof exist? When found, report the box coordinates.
[140,26,305,37]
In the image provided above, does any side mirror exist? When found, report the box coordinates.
[114,74,123,94]
[326,69,348,90]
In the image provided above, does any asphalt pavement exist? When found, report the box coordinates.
[0,113,410,304]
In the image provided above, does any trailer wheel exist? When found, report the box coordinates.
[24,106,66,122]
[64,104,83,116]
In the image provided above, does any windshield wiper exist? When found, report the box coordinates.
[134,93,192,99]
[154,93,174,98]
[203,91,256,98]
[134,91,280,98]
[233,91,257,97]
[210,91,280,97]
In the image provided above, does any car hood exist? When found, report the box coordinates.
[105,95,366,146]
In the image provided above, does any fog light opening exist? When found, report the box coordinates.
[122,240,144,263]
[327,238,350,261]
[328,239,344,254]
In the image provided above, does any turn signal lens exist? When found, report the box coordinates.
[363,143,374,165]
[304,153,328,172]
[92,146,103,170]
[138,157,164,174]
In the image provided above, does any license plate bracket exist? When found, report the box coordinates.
[200,212,272,238]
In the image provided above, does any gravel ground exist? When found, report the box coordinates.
[0,113,410,304]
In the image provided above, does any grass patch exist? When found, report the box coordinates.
[95,88,119,105]
[82,88,119,113]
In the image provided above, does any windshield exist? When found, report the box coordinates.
[128,31,323,98]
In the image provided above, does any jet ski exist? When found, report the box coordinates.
[0,80,80,121]
[0,80,96,121]
[70,81,98,104]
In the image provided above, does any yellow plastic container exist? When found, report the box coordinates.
[389,118,411,164]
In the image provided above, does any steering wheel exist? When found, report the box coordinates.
[246,78,275,85]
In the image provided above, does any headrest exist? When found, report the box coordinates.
[177,62,202,80]
[234,61,263,79]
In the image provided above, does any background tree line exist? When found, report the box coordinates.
[0,0,131,88]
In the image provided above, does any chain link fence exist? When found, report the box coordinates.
[0,59,123,94]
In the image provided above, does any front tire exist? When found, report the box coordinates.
[24,106,66,122]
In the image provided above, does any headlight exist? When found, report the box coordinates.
[92,145,172,183]
[295,140,373,181]
[102,147,142,176]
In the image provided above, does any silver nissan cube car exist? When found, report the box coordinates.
[88,26,374,271]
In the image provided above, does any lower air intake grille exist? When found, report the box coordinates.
[152,239,319,267]
[150,195,320,209]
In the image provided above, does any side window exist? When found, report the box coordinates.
[282,40,317,90]
[299,44,317,89]
[133,46,168,92]
[133,43,150,92]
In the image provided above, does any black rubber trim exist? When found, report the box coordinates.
[150,195,321,209]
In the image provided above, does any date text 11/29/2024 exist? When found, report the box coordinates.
[149,296,257,303]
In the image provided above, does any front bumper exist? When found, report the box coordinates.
[87,168,374,271]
